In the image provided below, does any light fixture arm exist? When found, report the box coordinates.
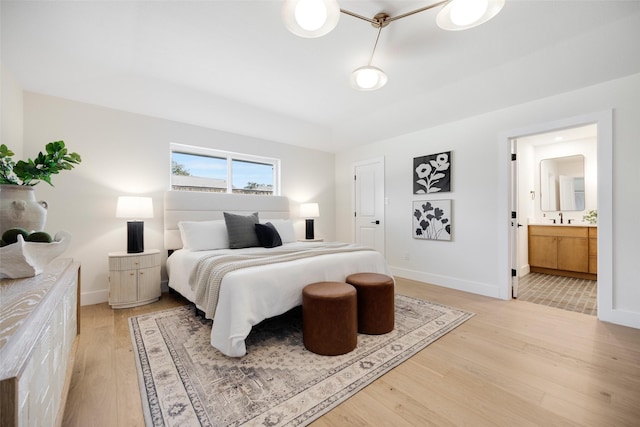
[339,8,379,26]
[340,0,450,28]
[368,25,383,66]
[386,0,449,24]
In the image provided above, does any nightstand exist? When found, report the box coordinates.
[108,249,161,308]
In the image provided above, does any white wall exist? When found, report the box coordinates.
[22,93,336,305]
[1,64,23,156]
[335,73,640,328]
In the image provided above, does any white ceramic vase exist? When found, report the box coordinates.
[0,185,48,233]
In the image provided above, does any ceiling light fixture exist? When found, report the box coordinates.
[282,0,341,38]
[283,0,505,90]
[350,13,388,91]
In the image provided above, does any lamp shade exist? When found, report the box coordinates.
[350,66,388,91]
[116,196,154,219]
[436,0,505,31]
[299,202,319,218]
[282,0,340,38]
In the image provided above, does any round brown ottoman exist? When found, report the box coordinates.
[346,272,395,334]
[302,282,357,356]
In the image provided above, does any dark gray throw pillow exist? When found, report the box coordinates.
[255,222,283,248]
[223,212,260,249]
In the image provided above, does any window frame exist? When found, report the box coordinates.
[170,142,281,195]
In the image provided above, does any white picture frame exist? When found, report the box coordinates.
[412,199,452,241]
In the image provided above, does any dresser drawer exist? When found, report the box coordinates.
[109,251,161,271]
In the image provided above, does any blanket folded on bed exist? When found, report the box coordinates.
[189,243,373,319]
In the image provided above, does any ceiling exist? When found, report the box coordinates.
[2,1,640,153]
[518,124,597,147]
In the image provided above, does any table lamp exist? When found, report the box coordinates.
[116,196,153,253]
[299,202,320,240]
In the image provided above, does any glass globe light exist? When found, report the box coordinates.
[437,0,505,31]
[350,66,388,91]
[282,0,340,38]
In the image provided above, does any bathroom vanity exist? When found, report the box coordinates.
[528,224,597,280]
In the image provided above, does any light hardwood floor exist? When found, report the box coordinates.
[62,278,640,426]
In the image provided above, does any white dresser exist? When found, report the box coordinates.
[0,258,80,427]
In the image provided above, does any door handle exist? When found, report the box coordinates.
[371,220,380,224]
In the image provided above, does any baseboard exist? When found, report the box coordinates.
[599,308,640,329]
[80,289,109,306]
[390,266,502,299]
[81,281,170,306]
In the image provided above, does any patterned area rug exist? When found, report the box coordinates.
[129,294,473,426]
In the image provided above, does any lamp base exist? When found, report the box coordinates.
[127,221,144,253]
[305,219,315,240]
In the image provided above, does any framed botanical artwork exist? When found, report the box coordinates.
[412,199,452,241]
[413,151,451,194]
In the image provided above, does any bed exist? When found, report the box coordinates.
[164,191,392,357]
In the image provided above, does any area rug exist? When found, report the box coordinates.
[129,294,473,427]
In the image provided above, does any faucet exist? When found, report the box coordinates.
[559,212,563,224]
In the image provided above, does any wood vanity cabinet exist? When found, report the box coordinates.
[528,225,596,280]
[589,227,598,274]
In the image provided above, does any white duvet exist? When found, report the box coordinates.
[166,242,391,357]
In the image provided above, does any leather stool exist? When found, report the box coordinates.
[346,272,395,334]
[302,282,357,356]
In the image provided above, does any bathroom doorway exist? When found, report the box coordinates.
[514,125,598,315]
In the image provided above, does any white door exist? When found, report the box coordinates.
[353,157,385,254]
[510,139,519,298]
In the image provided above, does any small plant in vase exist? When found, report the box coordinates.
[0,141,81,278]
[583,209,597,224]
[0,140,82,235]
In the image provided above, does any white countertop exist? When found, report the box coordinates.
[528,222,596,227]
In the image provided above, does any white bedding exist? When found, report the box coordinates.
[167,242,392,357]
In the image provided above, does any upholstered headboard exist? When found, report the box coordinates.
[164,191,291,250]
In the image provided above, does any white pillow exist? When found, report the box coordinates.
[178,220,229,251]
[261,219,296,243]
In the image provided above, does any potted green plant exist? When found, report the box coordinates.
[583,209,597,225]
[0,141,82,232]
[0,141,81,186]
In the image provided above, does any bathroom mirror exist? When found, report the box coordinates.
[540,155,585,211]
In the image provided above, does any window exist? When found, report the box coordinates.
[170,143,280,195]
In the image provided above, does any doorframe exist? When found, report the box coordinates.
[498,110,613,321]
[510,137,519,299]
